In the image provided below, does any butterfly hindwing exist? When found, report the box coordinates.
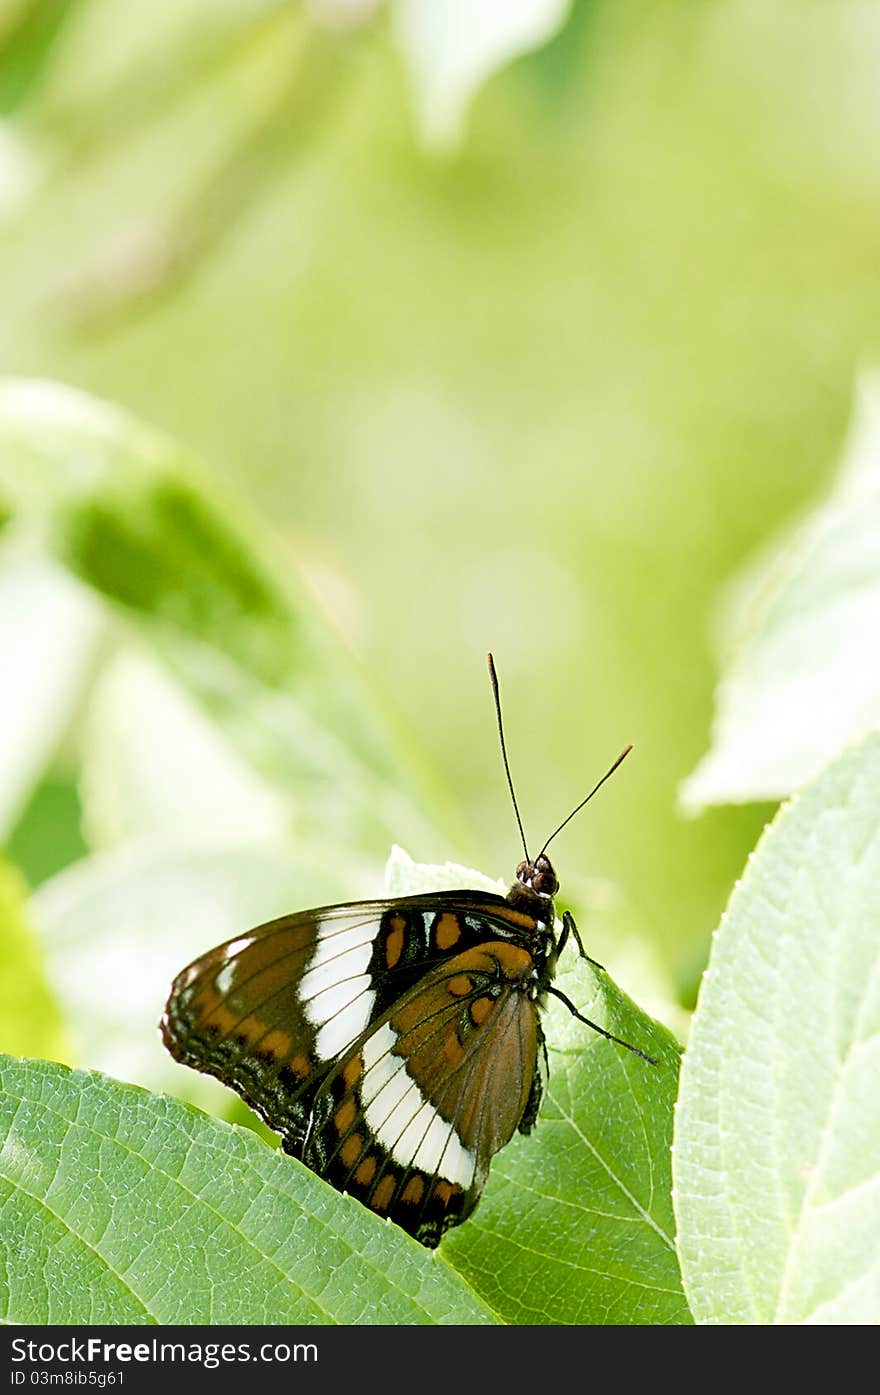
[161,891,545,1246]
[308,938,539,1245]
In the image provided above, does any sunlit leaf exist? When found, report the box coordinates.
[0,858,66,1062]
[79,645,288,849]
[674,732,880,1323]
[30,0,290,143]
[0,378,321,685]
[0,1054,498,1324]
[682,377,880,810]
[0,551,102,837]
[0,377,456,854]
[0,121,43,214]
[392,0,572,148]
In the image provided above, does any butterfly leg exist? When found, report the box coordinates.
[560,909,604,972]
[546,984,657,1065]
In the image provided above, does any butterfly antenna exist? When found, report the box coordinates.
[487,653,530,862]
[538,744,633,858]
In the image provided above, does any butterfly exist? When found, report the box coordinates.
[161,655,655,1248]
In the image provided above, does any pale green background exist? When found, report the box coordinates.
[2,0,879,1004]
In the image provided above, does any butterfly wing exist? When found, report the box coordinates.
[161,899,405,1152]
[307,938,539,1245]
[161,893,542,1246]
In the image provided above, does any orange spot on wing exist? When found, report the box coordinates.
[470,996,493,1027]
[370,1175,396,1211]
[343,1055,363,1087]
[261,1028,291,1059]
[490,905,539,931]
[485,942,533,978]
[435,913,462,949]
[448,974,473,998]
[434,1180,455,1205]
[444,1030,465,1066]
[191,987,241,1037]
[334,1098,356,1133]
[401,1176,425,1205]
[289,1054,312,1079]
[355,1156,377,1187]
[340,1133,364,1167]
[386,915,406,968]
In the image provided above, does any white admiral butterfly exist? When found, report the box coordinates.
[161,656,655,1247]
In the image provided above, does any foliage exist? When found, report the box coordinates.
[674,733,880,1324]
[0,857,66,1063]
[0,1054,496,1325]
[682,377,880,811]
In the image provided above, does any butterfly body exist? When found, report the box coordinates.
[161,857,564,1248]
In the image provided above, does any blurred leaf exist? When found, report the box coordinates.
[79,645,288,849]
[682,377,880,811]
[0,856,66,1061]
[392,0,572,148]
[0,377,456,854]
[386,850,691,1324]
[30,837,376,1102]
[0,0,74,114]
[47,9,339,330]
[0,550,103,837]
[385,840,506,898]
[674,732,880,1324]
[6,772,89,886]
[0,379,317,683]
[0,1054,498,1324]
[29,0,291,144]
[0,120,43,215]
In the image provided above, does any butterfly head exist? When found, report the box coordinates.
[514,853,558,899]
[507,852,558,917]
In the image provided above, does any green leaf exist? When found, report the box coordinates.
[0,860,66,1062]
[0,383,297,682]
[0,551,102,837]
[681,377,880,810]
[0,377,457,854]
[78,646,287,849]
[386,849,692,1325]
[392,0,572,149]
[6,773,90,889]
[0,1054,498,1324]
[673,732,880,1323]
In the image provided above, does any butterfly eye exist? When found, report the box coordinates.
[515,856,558,897]
[532,856,558,897]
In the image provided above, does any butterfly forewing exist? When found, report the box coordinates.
[161,892,546,1246]
[162,905,370,1149]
